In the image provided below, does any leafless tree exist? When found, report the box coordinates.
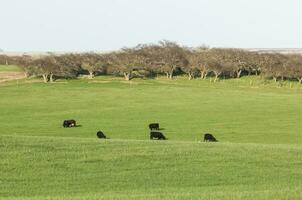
[15,55,34,77]
[184,50,203,80]
[80,53,108,79]
[146,41,188,79]
[107,48,146,81]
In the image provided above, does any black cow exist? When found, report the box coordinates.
[96,131,108,139]
[149,123,159,130]
[204,133,218,142]
[63,119,76,128]
[150,131,166,140]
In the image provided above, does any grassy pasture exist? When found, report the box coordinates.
[0,65,22,72]
[1,75,302,199]
[1,76,302,144]
[1,135,302,200]
[0,65,24,82]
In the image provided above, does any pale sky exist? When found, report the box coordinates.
[1,0,302,51]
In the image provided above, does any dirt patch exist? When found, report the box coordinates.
[0,72,26,83]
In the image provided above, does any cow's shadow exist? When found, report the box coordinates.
[62,125,82,128]
[150,128,165,131]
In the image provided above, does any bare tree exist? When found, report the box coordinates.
[57,54,82,78]
[196,50,212,79]
[285,55,302,84]
[0,55,10,65]
[245,52,262,76]
[206,49,231,82]
[31,56,62,83]
[185,50,203,80]
[107,48,146,81]
[80,53,108,79]
[261,54,287,82]
[146,41,187,79]
[31,58,51,83]
[15,55,34,77]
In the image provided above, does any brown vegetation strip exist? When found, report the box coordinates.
[0,72,25,83]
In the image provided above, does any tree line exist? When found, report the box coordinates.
[2,41,302,84]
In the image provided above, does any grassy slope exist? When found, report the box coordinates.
[0,65,23,81]
[0,65,22,72]
[1,135,302,200]
[1,76,302,199]
[1,76,302,144]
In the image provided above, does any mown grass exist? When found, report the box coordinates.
[1,76,302,199]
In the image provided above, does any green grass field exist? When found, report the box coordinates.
[0,65,22,72]
[1,72,302,199]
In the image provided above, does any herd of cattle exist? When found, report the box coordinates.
[63,120,218,142]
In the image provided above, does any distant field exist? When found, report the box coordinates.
[0,65,24,82]
[0,65,22,72]
[1,76,302,199]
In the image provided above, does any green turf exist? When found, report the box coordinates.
[1,76,302,144]
[0,65,22,72]
[1,135,302,199]
[1,76,302,199]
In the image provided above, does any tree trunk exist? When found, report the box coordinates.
[24,71,29,78]
[298,78,302,84]
[164,67,174,80]
[201,70,209,79]
[200,71,205,79]
[89,71,94,79]
[236,70,242,78]
[42,74,48,83]
[123,72,131,81]
[167,69,174,80]
[203,72,208,79]
[273,77,277,82]
[49,73,54,83]
[214,72,220,82]
[188,73,193,80]
[5,59,8,65]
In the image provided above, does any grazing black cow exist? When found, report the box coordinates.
[204,133,218,142]
[149,123,159,130]
[150,131,166,140]
[63,119,76,128]
[96,131,108,139]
